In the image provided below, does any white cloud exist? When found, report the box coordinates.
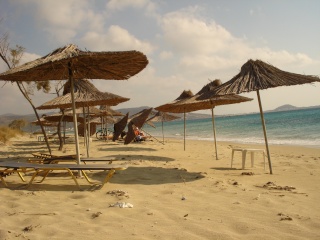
[106,0,159,19]
[81,25,155,54]
[106,0,150,11]
[159,7,320,80]
[159,51,173,60]
[22,0,104,44]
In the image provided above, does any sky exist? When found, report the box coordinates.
[0,0,319,116]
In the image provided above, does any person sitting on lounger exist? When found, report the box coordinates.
[134,127,146,142]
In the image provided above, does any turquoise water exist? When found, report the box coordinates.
[143,108,320,148]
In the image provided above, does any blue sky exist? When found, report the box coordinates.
[0,0,319,115]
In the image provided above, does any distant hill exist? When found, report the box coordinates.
[266,104,320,113]
[272,104,299,112]
[0,112,57,128]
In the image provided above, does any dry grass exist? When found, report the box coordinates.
[0,126,23,144]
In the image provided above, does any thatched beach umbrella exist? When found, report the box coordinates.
[37,79,130,157]
[210,59,320,174]
[147,111,181,143]
[129,109,156,128]
[174,80,253,160]
[37,79,130,110]
[0,44,148,163]
[155,90,194,150]
[95,105,124,140]
[125,108,153,144]
[31,117,58,127]
[0,44,148,165]
[113,113,129,141]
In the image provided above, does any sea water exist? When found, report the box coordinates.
[143,108,320,148]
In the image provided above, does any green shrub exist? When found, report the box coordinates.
[0,126,23,144]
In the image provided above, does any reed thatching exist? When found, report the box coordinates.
[0,44,149,82]
[210,59,320,96]
[147,111,181,123]
[113,113,129,141]
[43,106,100,122]
[96,105,124,117]
[44,113,81,123]
[175,80,253,112]
[155,90,194,113]
[125,108,153,144]
[31,118,58,127]
[37,80,129,110]
[208,59,320,174]
[63,106,101,115]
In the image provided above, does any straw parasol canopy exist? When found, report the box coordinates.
[98,105,124,117]
[209,59,320,95]
[155,90,194,113]
[147,111,181,143]
[0,44,148,82]
[155,90,194,150]
[37,79,130,110]
[211,59,320,174]
[42,107,100,122]
[173,80,253,159]
[125,108,153,144]
[0,44,148,165]
[129,109,156,128]
[31,117,58,127]
[113,113,129,141]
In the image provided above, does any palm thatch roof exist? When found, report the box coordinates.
[0,44,149,82]
[113,113,129,141]
[175,80,253,111]
[43,112,82,122]
[63,106,101,115]
[130,108,153,129]
[96,105,124,117]
[125,108,153,144]
[210,59,320,96]
[129,108,156,128]
[147,111,180,122]
[36,79,129,110]
[155,90,194,113]
[31,118,58,126]
[43,106,100,122]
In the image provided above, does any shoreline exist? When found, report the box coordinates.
[151,135,320,150]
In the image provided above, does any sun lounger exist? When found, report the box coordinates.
[29,153,118,164]
[0,161,127,189]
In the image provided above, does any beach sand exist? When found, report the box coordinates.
[1,135,320,239]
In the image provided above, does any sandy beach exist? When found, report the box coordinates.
[1,135,320,239]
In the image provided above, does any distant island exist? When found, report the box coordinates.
[266,104,319,113]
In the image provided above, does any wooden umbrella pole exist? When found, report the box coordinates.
[257,90,273,174]
[211,107,218,160]
[184,111,186,151]
[141,128,164,145]
[68,62,81,167]
[162,121,164,144]
[106,115,108,142]
[83,106,87,147]
[87,106,90,157]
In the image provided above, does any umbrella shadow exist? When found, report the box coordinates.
[107,154,175,162]
[3,167,205,191]
[211,167,235,171]
[6,141,56,155]
[90,166,205,185]
[98,146,157,152]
